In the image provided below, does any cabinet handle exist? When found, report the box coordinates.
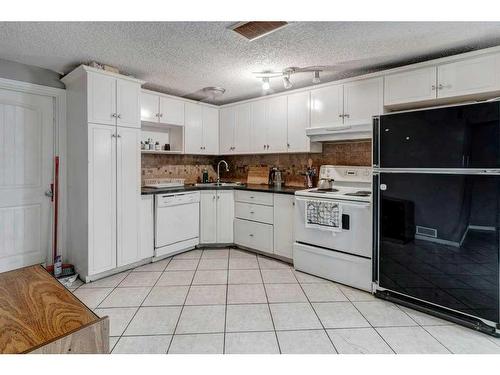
[111,113,117,118]
[111,133,116,138]
[344,114,350,118]
[117,114,121,119]
[117,134,121,138]
[287,143,290,148]
[213,195,216,200]
[263,145,266,149]
[431,85,436,91]
[249,234,254,237]
[250,211,255,214]
[338,114,343,118]
[159,113,163,118]
[438,84,444,90]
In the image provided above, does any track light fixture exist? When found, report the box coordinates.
[312,71,321,84]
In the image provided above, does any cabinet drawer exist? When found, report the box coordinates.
[234,218,273,253]
[235,202,273,224]
[234,190,273,206]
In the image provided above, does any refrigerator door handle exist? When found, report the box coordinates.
[372,116,380,168]
[372,172,380,283]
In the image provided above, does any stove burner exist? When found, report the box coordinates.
[344,190,371,197]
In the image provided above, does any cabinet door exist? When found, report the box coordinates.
[343,77,383,126]
[234,103,252,153]
[251,99,268,153]
[200,191,217,243]
[310,84,343,128]
[184,102,203,154]
[140,195,154,259]
[438,54,500,99]
[160,96,185,126]
[384,67,437,106]
[287,91,311,152]
[216,191,234,243]
[202,106,219,154]
[116,127,141,267]
[219,107,235,154]
[87,72,116,126]
[140,92,159,123]
[273,194,295,259]
[267,96,288,153]
[116,80,141,128]
[88,123,116,275]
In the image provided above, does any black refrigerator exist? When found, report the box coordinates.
[373,101,500,336]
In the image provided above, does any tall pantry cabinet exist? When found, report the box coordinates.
[62,65,145,281]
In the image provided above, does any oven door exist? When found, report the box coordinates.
[294,196,372,258]
[378,172,500,324]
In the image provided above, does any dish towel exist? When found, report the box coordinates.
[305,200,342,232]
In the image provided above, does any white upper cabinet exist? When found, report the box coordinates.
[343,77,383,125]
[141,91,185,125]
[234,103,252,153]
[140,91,159,123]
[310,84,343,128]
[266,96,288,153]
[88,72,116,126]
[202,106,219,154]
[437,54,500,99]
[287,91,310,152]
[219,107,235,154]
[384,66,437,107]
[184,102,219,154]
[160,96,185,126]
[116,79,141,128]
[184,102,203,154]
[251,99,269,152]
[220,103,252,155]
[86,70,142,128]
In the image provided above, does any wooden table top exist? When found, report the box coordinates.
[0,265,99,354]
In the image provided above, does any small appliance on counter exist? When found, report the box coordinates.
[269,167,284,187]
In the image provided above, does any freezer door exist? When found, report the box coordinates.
[378,101,500,169]
[377,172,500,324]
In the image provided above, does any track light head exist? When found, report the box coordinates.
[312,71,321,84]
[262,77,270,90]
[282,74,293,89]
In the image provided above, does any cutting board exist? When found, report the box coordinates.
[247,166,269,185]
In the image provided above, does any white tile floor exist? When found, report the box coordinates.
[67,247,500,354]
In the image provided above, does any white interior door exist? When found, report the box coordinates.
[0,89,53,272]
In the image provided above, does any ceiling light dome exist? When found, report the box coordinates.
[312,71,321,84]
[282,74,293,89]
[262,77,270,91]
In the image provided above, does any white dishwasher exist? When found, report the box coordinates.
[155,191,200,258]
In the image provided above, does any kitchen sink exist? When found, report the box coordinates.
[194,182,243,187]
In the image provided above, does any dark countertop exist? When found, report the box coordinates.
[141,183,304,196]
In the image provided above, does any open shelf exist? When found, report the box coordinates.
[141,122,184,154]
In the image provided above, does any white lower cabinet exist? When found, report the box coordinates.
[234,218,274,253]
[273,194,295,259]
[200,190,234,244]
[140,195,154,259]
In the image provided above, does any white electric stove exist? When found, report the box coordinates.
[293,165,373,291]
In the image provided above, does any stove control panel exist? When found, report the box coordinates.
[319,165,372,183]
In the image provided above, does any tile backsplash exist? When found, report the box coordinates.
[141,141,372,187]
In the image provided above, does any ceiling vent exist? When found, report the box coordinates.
[231,22,288,41]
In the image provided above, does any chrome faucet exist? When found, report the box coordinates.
[217,160,229,184]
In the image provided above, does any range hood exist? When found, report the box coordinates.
[306,122,372,142]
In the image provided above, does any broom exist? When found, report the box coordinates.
[46,156,75,278]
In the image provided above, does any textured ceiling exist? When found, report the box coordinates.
[1,22,500,104]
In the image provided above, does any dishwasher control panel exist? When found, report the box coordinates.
[156,191,200,207]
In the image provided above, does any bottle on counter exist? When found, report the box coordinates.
[202,169,209,183]
[155,142,161,151]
